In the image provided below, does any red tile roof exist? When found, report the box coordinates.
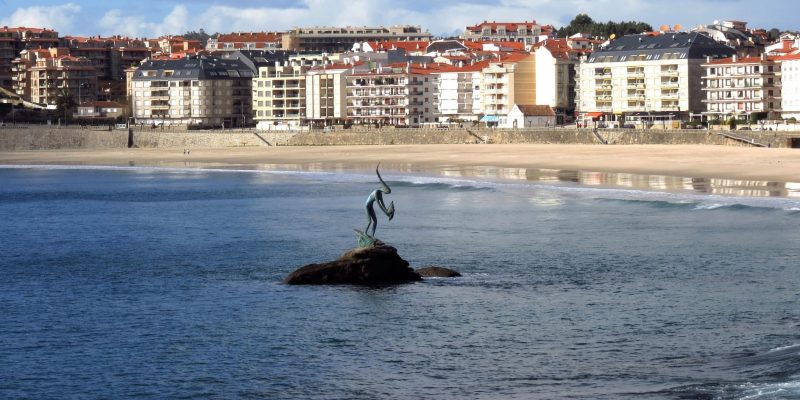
[516,104,555,116]
[364,41,428,52]
[704,56,775,65]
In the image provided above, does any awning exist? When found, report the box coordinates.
[480,115,499,122]
[583,112,604,118]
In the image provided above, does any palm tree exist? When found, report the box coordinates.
[54,88,76,125]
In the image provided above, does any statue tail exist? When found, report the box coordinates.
[376,163,391,194]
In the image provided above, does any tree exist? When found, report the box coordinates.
[55,88,77,124]
[557,14,653,39]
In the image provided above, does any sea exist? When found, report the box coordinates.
[0,162,799,399]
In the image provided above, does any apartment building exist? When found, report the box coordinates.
[20,49,97,106]
[463,21,552,45]
[253,63,310,130]
[282,25,431,53]
[779,54,800,120]
[701,54,780,120]
[481,53,536,117]
[575,32,735,124]
[131,55,253,126]
[0,26,60,88]
[345,64,437,127]
[533,39,584,123]
[207,32,282,52]
[431,61,486,122]
[304,62,368,127]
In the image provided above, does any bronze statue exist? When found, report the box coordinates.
[355,164,395,247]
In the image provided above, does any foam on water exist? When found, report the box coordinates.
[4,163,800,212]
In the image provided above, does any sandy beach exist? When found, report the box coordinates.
[2,144,800,183]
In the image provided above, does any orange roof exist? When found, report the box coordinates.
[462,40,526,51]
[516,105,555,116]
[364,40,428,52]
[705,56,775,65]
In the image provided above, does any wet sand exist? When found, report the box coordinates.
[1,144,799,183]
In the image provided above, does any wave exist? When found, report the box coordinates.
[5,163,800,211]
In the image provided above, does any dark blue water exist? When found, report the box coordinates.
[1,165,799,399]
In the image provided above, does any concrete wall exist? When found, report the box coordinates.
[2,125,800,150]
[0,126,128,151]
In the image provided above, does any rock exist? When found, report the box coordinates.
[415,266,462,278]
[285,243,422,285]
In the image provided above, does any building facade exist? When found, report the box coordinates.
[207,32,283,52]
[481,53,536,117]
[701,54,780,120]
[282,25,431,53]
[576,32,735,124]
[779,55,800,120]
[12,48,97,106]
[533,39,582,123]
[131,55,253,126]
[345,65,436,127]
[432,62,485,122]
[0,27,60,89]
[463,21,551,45]
[253,63,310,130]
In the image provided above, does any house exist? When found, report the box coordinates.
[75,100,125,119]
[500,104,555,128]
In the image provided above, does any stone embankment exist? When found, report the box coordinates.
[1,125,799,150]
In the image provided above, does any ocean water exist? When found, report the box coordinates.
[0,165,799,400]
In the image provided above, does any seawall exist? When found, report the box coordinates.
[1,125,799,151]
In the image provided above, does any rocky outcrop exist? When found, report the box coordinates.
[285,243,421,285]
[415,266,462,278]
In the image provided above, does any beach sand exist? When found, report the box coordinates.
[2,144,800,183]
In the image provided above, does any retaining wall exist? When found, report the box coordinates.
[2,125,799,150]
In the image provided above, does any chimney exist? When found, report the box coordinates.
[732,54,737,62]
[706,56,712,63]
[761,53,768,61]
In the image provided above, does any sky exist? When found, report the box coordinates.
[0,0,796,38]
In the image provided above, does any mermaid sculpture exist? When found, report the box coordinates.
[356,164,395,247]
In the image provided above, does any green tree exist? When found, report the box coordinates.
[557,14,653,39]
[55,88,76,124]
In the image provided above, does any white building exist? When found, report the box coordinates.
[576,32,735,125]
[131,55,253,127]
[499,104,556,128]
[779,54,800,120]
[431,62,486,122]
[345,64,437,127]
[533,38,582,123]
[701,54,780,121]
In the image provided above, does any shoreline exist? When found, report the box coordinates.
[2,144,800,183]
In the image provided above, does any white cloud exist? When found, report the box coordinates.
[0,3,81,33]
[98,5,189,37]
[3,0,790,39]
